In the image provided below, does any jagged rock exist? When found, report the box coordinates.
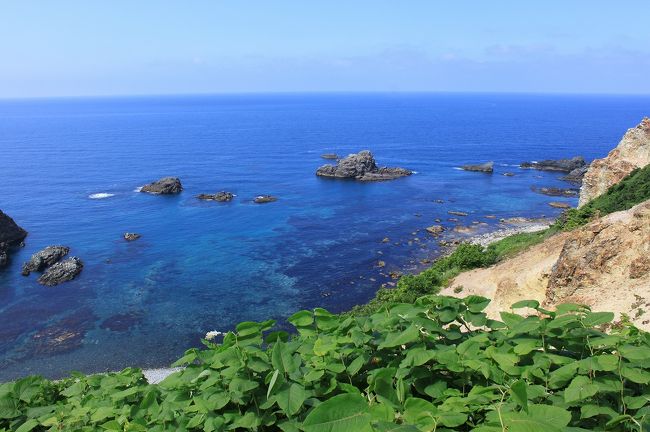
[579,117,650,206]
[560,165,589,183]
[461,162,493,173]
[521,156,586,172]
[548,202,571,209]
[426,225,445,235]
[37,257,83,286]
[503,172,515,177]
[320,153,339,160]
[254,195,278,204]
[531,186,579,197]
[0,210,28,269]
[316,150,412,181]
[140,177,183,195]
[21,246,69,276]
[448,210,468,216]
[124,233,141,241]
[197,191,234,202]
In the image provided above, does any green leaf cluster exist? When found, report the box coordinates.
[1,296,649,431]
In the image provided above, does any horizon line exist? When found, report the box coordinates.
[2,89,650,102]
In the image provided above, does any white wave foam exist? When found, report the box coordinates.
[89,193,115,199]
[133,186,143,192]
[452,167,463,170]
[411,171,419,174]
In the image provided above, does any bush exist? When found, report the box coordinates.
[2,296,648,431]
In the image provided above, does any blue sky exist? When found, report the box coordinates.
[1,1,649,97]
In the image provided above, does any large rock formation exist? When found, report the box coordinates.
[316,151,412,181]
[443,199,650,330]
[140,177,183,195]
[0,210,28,269]
[21,246,69,276]
[579,117,650,206]
[521,156,586,172]
[37,257,84,286]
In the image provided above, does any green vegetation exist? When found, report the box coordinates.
[556,164,650,230]
[2,296,649,431]
[484,227,558,261]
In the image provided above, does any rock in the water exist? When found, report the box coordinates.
[140,177,183,195]
[559,165,589,183]
[548,202,571,209]
[502,172,515,177]
[426,225,445,235]
[461,161,493,173]
[124,233,141,241]
[21,246,69,276]
[37,257,83,286]
[579,117,650,206]
[320,153,339,160]
[316,150,412,181]
[448,210,469,216]
[521,156,586,172]
[254,195,278,204]
[0,210,28,269]
[531,186,579,197]
[197,191,234,202]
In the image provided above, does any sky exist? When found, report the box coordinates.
[1,1,649,98]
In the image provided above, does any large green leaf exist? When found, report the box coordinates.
[276,383,307,417]
[564,376,599,403]
[302,393,372,432]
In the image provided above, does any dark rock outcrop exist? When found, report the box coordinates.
[448,210,469,217]
[316,151,412,181]
[37,257,83,286]
[21,246,69,276]
[548,202,571,209]
[520,156,586,172]
[197,191,234,202]
[124,233,141,241]
[320,153,339,160]
[461,162,494,173]
[0,210,28,269]
[560,165,589,183]
[140,177,183,195]
[531,186,579,197]
[254,195,278,204]
[426,225,445,236]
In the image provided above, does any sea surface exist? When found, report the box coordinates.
[0,93,648,381]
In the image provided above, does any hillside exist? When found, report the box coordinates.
[443,198,650,329]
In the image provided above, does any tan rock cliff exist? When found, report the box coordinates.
[443,199,650,330]
[579,117,650,206]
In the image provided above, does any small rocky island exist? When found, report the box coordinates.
[21,246,69,276]
[140,177,183,195]
[316,150,412,181]
[0,210,27,269]
[254,195,278,204]
[197,191,234,202]
[461,162,494,173]
[20,245,83,286]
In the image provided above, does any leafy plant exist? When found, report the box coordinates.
[1,296,649,431]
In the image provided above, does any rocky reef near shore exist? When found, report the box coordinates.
[461,161,493,173]
[21,246,69,276]
[0,210,27,269]
[520,156,586,172]
[140,177,183,195]
[579,117,650,206]
[316,150,412,181]
[37,257,84,286]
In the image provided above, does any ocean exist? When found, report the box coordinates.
[0,92,648,381]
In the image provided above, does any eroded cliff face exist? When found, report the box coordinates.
[443,199,650,330]
[579,117,650,206]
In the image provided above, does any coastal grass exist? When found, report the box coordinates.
[2,296,649,431]
[556,164,650,230]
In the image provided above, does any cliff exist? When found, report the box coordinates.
[579,117,650,206]
[443,199,650,330]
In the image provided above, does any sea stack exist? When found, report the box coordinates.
[140,177,183,195]
[316,150,412,181]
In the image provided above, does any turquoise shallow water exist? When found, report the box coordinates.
[0,93,648,380]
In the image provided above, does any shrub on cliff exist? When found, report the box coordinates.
[557,164,650,230]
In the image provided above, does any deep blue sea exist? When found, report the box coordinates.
[0,93,648,381]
